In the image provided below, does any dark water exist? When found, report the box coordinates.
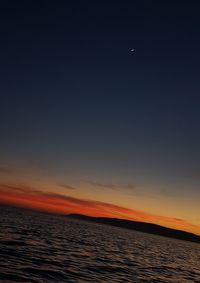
[0,205,200,283]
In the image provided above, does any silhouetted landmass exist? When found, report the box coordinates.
[67,214,200,244]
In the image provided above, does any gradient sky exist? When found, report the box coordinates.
[0,1,200,234]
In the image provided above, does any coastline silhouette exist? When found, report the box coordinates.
[67,214,200,244]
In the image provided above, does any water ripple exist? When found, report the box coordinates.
[0,205,200,282]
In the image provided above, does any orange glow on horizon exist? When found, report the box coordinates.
[0,188,200,235]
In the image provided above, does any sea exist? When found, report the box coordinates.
[0,205,200,283]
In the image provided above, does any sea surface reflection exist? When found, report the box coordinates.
[0,205,200,282]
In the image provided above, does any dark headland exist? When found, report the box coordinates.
[67,214,200,244]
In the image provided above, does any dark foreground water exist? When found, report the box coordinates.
[0,205,200,283]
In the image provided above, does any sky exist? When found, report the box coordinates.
[0,1,200,235]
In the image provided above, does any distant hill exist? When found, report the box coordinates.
[67,214,200,244]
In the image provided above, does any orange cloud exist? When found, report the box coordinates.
[0,183,199,235]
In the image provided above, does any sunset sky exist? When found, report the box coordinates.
[0,1,200,235]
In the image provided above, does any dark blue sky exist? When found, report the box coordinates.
[0,1,200,222]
